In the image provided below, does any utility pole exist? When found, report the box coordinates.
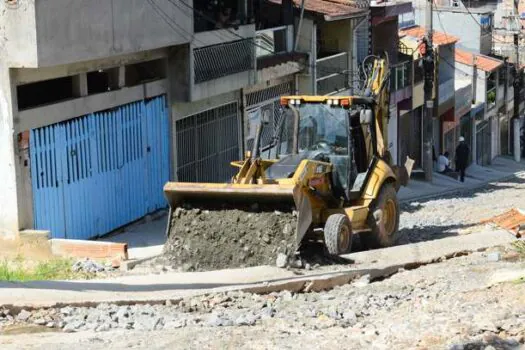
[512,33,522,161]
[422,0,434,181]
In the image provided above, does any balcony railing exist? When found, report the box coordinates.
[316,52,349,95]
[194,39,255,84]
[390,61,411,91]
[255,26,291,58]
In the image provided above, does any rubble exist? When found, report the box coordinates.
[2,252,525,350]
[72,258,113,274]
[163,206,297,271]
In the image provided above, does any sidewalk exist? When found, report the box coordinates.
[398,156,525,202]
[99,212,167,260]
[0,230,515,309]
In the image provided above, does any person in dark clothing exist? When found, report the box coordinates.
[455,136,469,182]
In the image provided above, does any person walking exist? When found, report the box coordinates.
[455,136,469,182]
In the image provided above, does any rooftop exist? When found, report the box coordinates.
[267,0,366,21]
[399,26,459,46]
[455,48,504,72]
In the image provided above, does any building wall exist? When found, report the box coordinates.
[3,0,192,68]
[0,1,38,67]
[414,6,493,55]
[456,62,488,105]
[438,45,455,84]
[372,18,400,64]
[433,11,484,53]
[0,66,21,239]
[318,20,353,53]
[296,17,316,94]
[1,48,173,238]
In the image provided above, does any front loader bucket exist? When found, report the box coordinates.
[163,182,295,209]
[162,181,305,271]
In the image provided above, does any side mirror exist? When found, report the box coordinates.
[360,109,372,124]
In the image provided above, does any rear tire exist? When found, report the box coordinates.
[361,183,400,249]
[324,214,352,255]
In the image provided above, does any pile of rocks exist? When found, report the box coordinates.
[72,259,114,274]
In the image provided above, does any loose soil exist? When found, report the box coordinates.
[163,206,298,271]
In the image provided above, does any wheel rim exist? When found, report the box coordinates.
[383,199,396,235]
[338,225,350,252]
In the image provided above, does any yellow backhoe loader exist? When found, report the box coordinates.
[163,56,413,265]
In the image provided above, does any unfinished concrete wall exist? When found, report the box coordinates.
[0,66,21,239]
[0,1,38,67]
[33,0,192,67]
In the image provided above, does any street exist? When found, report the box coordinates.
[1,174,525,349]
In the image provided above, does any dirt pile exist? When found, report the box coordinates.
[163,206,298,271]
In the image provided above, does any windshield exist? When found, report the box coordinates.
[275,104,349,156]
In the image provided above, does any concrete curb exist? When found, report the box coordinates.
[399,170,525,204]
[50,239,128,261]
[120,255,159,271]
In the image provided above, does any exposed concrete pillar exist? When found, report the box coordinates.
[514,117,521,162]
[72,73,88,97]
[0,66,21,239]
[118,66,126,88]
[168,44,191,102]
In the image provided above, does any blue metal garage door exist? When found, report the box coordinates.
[30,95,169,239]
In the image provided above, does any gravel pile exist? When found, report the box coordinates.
[163,206,299,271]
[72,259,113,274]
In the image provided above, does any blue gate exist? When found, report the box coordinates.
[30,95,169,239]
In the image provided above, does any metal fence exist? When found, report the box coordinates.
[194,39,255,84]
[176,102,240,183]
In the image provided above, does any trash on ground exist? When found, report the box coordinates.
[481,208,525,238]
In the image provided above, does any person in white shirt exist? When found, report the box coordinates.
[437,151,452,173]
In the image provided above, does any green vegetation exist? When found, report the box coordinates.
[512,276,525,285]
[511,240,525,258]
[487,90,496,104]
[0,258,90,282]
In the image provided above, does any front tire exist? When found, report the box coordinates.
[324,214,352,255]
[361,183,400,249]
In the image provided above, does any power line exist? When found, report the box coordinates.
[146,0,194,42]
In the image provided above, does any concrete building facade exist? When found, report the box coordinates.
[0,0,412,241]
